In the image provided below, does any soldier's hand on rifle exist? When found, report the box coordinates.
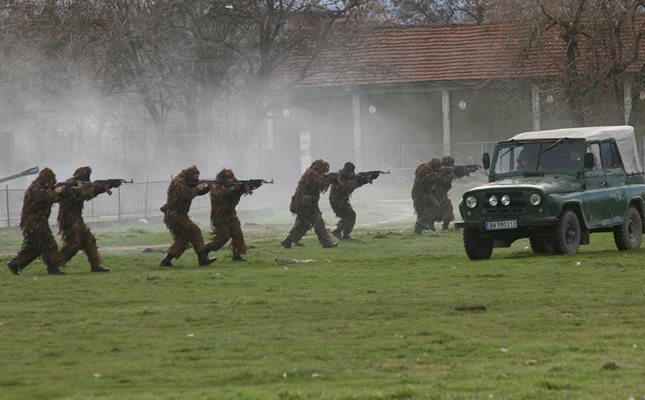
[197,182,208,191]
[54,186,66,194]
[243,183,253,194]
[104,183,113,196]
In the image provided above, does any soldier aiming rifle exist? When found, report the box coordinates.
[329,162,387,240]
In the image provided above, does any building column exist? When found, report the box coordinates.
[352,92,363,166]
[624,80,632,124]
[441,90,451,156]
[532,84,541,131]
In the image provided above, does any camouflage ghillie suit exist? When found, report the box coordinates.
[57,166,115,273]
[281,159,337,249]
[411,158,442,234]
[435,156,470,231]
[7,168,66,275]
[159,165,215,267]
[329,161,371,240]
[204,168,249,261]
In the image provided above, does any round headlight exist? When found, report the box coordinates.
[529,193,542,206]
[488,195,498,207]
[466,196,478,209]
[501,194,511,206]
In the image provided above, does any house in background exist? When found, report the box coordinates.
[270,23,645,174]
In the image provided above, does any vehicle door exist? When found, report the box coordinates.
[600,140,628,224]
[582,142,610,227]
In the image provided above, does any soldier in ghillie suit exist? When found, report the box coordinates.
[281,159,337,249]
[57,166,118,273]
[435,156,471,231]
[204,168,251,261]
[159,165,215,267]
[6,168,67,275]
[411,158,442,234]
[329,161,372,240]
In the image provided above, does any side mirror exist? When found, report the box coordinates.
[482,153,490,170]
[584,153,594,170]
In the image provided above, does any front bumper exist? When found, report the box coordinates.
[455,217,559,231]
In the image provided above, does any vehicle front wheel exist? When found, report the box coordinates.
[613,206,642,250]
[552,209,580,255]
[463,228,493,260]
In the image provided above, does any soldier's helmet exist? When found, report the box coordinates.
[430,158,442,171]
[72,166,92,181]
[311,159,329,174]
[36,167,56,187]
[180,165,200,180]
[342,161,355,173]
[441,156,455,166]
[216,168,235,181]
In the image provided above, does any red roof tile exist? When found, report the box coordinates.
[294,22,644,88]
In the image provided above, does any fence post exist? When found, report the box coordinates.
[144,178,149,219]
[400,143,405,179]
[5,185,9,228]
[118,186,121,221]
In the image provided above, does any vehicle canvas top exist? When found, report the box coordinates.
[507,125,642,175]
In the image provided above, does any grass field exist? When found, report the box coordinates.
[1,219,644,400]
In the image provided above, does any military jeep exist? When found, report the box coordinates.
[455,126,645,260]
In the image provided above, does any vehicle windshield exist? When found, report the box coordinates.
[492,140,586,176]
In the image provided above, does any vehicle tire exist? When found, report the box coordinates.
[529,236,554,254]
[463,228,493,260]
[613,206,642,250]
[552,209,580,255]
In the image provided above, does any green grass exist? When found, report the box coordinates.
[1,224,644,399]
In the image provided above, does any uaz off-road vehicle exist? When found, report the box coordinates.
[455,126,645,260]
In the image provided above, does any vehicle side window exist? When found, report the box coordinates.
[587,143,602,170]
[600,141,623,169]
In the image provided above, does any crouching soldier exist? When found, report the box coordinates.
[281,159,337,249]
[204,168,251,261]
[6,168,67,275]
[329,161,372,240]
[57,166,117,273]
[160,165,216,267]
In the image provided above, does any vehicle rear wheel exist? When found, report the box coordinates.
[552,209,580,255]
[613,206,642,250]
[529,236,554,254]
[463,228,493,260]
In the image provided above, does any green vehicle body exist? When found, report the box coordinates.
[455,126,645,259]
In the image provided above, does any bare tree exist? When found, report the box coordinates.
[389,0,501,24]
[518,0,645,126]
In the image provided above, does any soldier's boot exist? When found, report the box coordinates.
[6,260,21,275]
[91,265,110,273]
[413,222,425,235]
[322,241,338,248]
[331,228,343,241]
[232,254,246,262]
[47,266,66,275]
[160,253,174,267]
[428,222,436,232]
[442,221,450,231]
[197,250,216,267]
[280,238,292,249]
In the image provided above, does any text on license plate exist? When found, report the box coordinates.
[485,220,517,230]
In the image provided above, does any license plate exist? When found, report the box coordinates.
[485,220,517,230]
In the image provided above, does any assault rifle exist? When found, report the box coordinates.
[445,165,481,177]
[326,170,390,181]
[0,166,39,184]
[234,179,274,190]
[357,170,390,180]
[193,179,274,190]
